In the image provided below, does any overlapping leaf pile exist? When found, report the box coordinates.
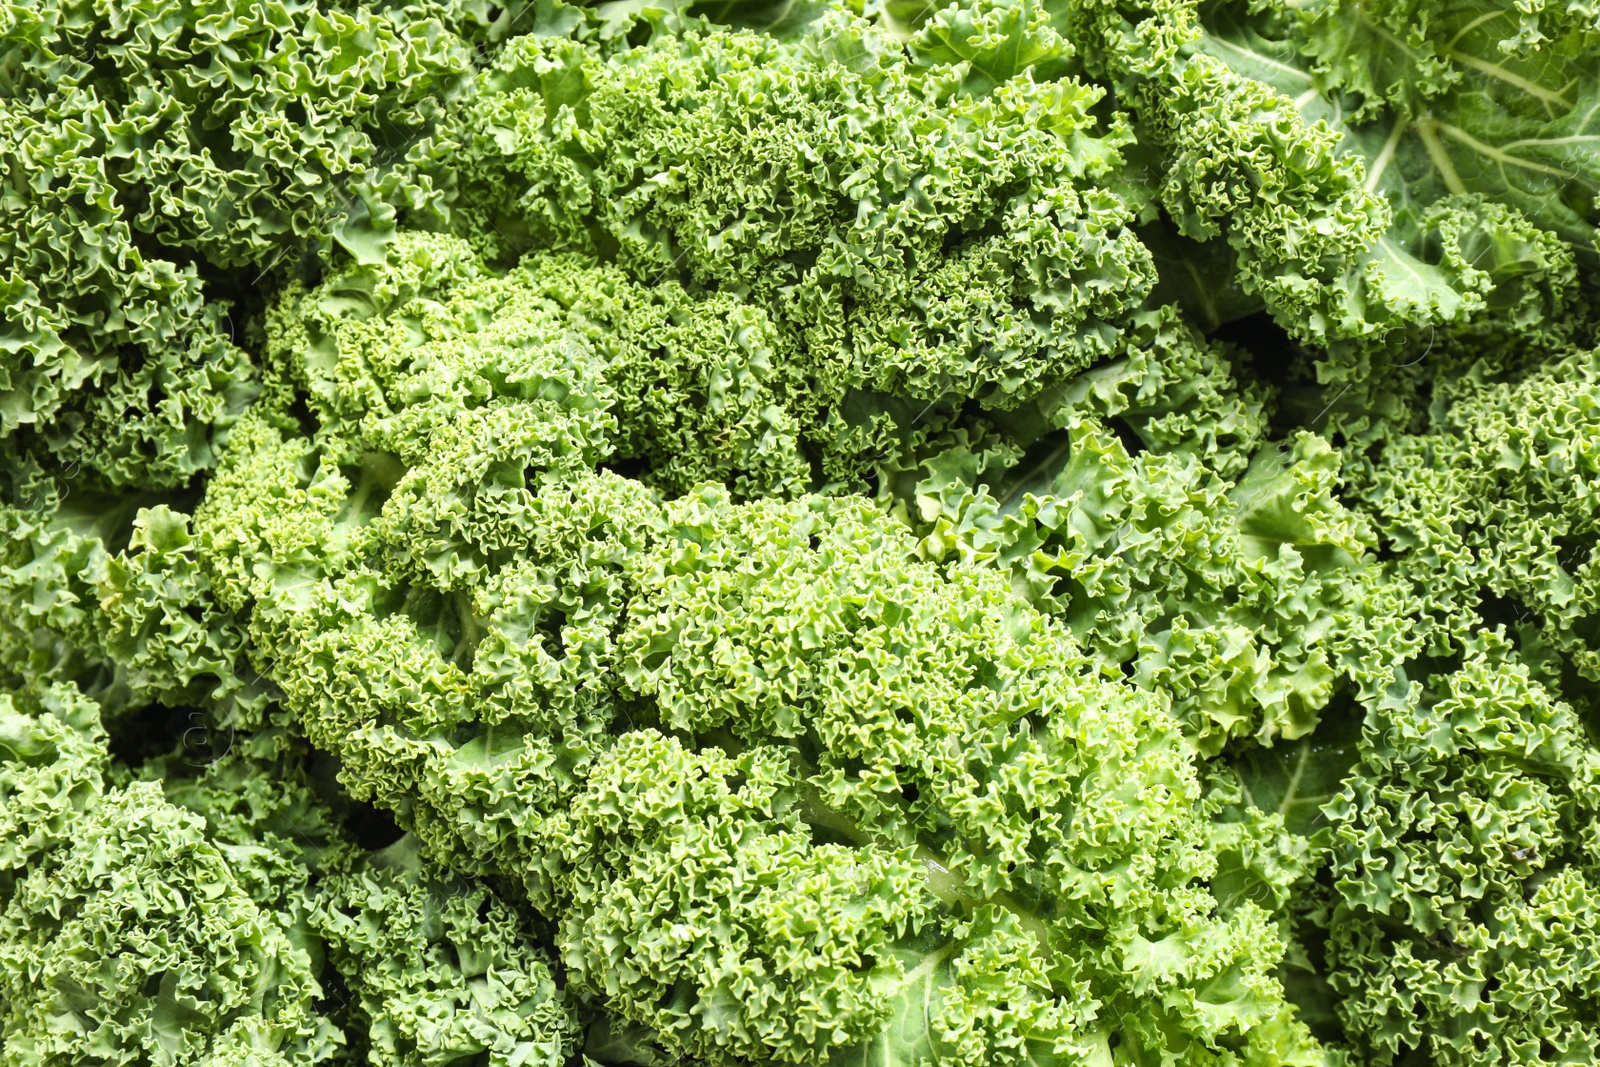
[1,0,1596,1064]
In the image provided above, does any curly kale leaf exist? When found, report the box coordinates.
[192,241,1327,1065]
[443,10,1155,417]
[0,0,474,487]
[903,308,1374,753]
[0,688,339,1067]
[1321,636,1600,1065]
[0,448,272,730]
